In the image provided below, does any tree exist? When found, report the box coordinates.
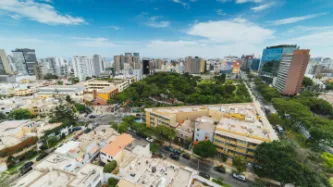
[85,76,92,81]
[51,103,76,126]
[69,77,80,84]
[153,125,176,145]
[108,178,119,187]
[193,141,217,159]
[43,73,58,80]
[0,112,6,120]
[8,109,33,120]
[302,76,314,88]
[117,122,129,133]
[103,160,117,173]
[254,141,328,187]
[74,103,86,113]
[233,156,246,173]
[66,95,74,104]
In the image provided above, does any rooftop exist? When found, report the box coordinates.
[121,157,182,187]
[101,133,134,156]
[196,116,215,132]
[98,85,118,93]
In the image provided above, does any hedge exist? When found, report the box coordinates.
[103,160,117,173]
[0,136,38,157]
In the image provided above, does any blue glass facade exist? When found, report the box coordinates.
[250,58,260,71]
[259,45,298,77]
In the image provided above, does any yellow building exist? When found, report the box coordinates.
[145,103,279,162]
[94,86,118,105]
[199,59,206,73]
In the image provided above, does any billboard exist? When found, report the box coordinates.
[232,60,241,74]
[220,61,233,74]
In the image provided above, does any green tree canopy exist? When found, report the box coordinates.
[254,141,329,187]
[193,141,217,159]
[43,73,58,80]
[153,125,176,144]
[232,156,247,173]
[104,160,117,173]
[302,76,314,87]
[8,109,33,120]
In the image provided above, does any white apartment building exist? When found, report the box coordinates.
[92,54,106,76]
[72,56,93,81]
[39,57,69,76]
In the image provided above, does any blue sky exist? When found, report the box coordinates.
[0,0,332,59]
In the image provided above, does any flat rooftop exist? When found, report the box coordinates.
[69,164,103,187]
[35,153,79,173]
[78,125,118,145]
[121,156,191,187]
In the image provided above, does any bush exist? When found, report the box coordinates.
[221,154,228,162]
[108,178,119,187]
[104,160,117,173]
[0,137,38,157]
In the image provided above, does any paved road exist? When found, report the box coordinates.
[159,148,249,187]
[78,113,123,125]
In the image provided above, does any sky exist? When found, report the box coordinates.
[0,0,332,59]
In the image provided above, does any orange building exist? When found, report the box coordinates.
[93,86,118,105]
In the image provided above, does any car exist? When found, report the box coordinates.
[89,115,96,119]
[232,173,246,182]
[162,146,175,153]
[19,166,32,176]
[146,137,154,143]
[170,153,180,160]
[214,165,226,173]
[23,161,34,168]
[198,172,210,180]
[84,128,91,133]
[182,153,190,160]
[173,149,181,155]
[36,152,49,161]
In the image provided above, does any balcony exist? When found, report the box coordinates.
[247,152,255,156]
[216,148,225,153]
[213,141,225,148]
[236,142,247,147]
[235,149,247,154]
[248,145,257,150]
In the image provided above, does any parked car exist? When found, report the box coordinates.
[182,153,190,160]
[170,153,180,160]
[162,146,175,153]
[213,165,226,174]
[23,161,34,168]
[84,128,91,133]
[173,149,181,155]
[146,137,154,143]
[232,173,246,182]
[19,166,32,176]
[36,152,49,161]
[89,115,96,119]
[198,172,210,180]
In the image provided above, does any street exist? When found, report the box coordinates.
[157,145,249,187]
[78,113,123,125]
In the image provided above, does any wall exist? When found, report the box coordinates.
[176,110,209,123]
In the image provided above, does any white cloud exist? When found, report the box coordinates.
[251,2,275,12]
[216,9,227,16]
[146,16,170,28]
[286,25,333,34]
[270,13,328,25]
[0,0,85,25]
[103,25,121,30]
[171,0,190,9]
[187,19,274,44]
[236,0,263,4]
[140,40,263,58]
[72,37,117,47]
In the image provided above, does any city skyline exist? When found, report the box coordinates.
[0,0,332,58]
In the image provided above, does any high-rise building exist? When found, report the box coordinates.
[142,60,150,75]
[199,59,206,73]
[240,55,254,72]
[0,49,12,74]
[11,48,38,76]
[92,54,106,76]
[72,56,93,81]
[251,58,260,72]
[39,57,70,77]
[185,56,192,73]
[259,45,298,79]
[274,49,310,95]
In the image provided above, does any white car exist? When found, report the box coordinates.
[146,137,154,143]
[232,173,246,182]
